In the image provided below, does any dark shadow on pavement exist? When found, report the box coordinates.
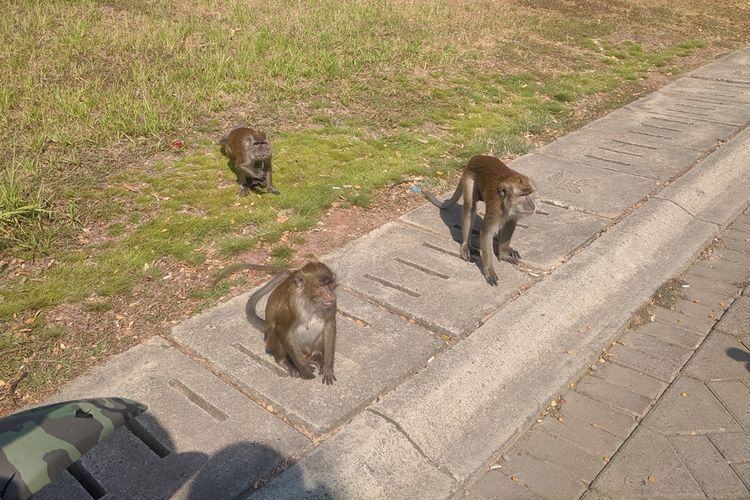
[726,346,750,373]
[188,442,293,500]
[31,412,311,500]
[435,202,488,274]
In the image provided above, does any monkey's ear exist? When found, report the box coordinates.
[292,271,305,289]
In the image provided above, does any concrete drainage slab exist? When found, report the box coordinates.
[627,89,750,128]
[659,76,750,105]
[41,336,308,499]
[510,153,657,219]
[690,62,750,85]
[324,222,532,337]
[400,201,608,271]
[172,288,444,435]
[537,118,707,180]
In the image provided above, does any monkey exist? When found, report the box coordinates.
[423,155,536,286]
[245,262,338,384]
[219,126,280,195]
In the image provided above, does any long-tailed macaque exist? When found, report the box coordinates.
[245,262,338,384]
[219,126,280,195]
[423,155,536,286]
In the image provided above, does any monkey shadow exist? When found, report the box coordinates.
[726,346,750,373]
[435,204,503,272]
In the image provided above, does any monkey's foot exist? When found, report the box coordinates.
[267,187,281,195]
[238,185,251,196]
[460,244,472,261]
[485,271,499,286]
[499,248,521,265]
[321,370,337,385]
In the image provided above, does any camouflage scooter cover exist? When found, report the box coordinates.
[0,397,147,500]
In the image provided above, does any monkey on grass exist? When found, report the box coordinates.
[219,126,280,195]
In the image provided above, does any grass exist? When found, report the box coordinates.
[1,0,749,410]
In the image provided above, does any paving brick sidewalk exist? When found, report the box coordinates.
[467,208,750,499]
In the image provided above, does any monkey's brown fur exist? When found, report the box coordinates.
[423,155,536,286]
[246,262,338,384]
[219,126,280,195]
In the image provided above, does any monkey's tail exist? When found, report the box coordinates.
[423,184,462,210]
[245,272,288,332]
[212,263,287,287]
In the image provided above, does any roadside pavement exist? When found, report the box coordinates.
[28,46,750,499]
[467,212,750,499]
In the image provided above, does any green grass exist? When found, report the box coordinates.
[1,1,749,380]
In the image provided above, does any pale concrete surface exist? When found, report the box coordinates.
[400,197,608,271]
[323,222,532,337]
[172,288,444,433]
[509,152,658,218]
[467,215,750,499]
[27,46,750,499]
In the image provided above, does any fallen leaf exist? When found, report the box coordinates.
[648,474,656,482]
[0,380,5,388]
[602,456,610,463]
[591,423,599,428]
[680,392,688,397]
[510,475,519,481]
[440,334,451,341]
[550,400,557,407]
[266,404,273,412]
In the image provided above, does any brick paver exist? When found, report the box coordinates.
[468,214,750,499]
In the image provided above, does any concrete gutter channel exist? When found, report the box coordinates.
[34,47,750,499]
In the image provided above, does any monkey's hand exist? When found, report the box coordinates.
[321,369,336,385]
[499,248,521,265]
[459,243,472,262]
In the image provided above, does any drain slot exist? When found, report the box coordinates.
[169,380,228,422]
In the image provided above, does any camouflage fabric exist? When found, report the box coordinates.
[0,397,147,500]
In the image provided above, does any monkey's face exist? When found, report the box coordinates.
[251,140,272,162]
[295,263,338,312]
[312,277,337,309]
[508,177,536,218]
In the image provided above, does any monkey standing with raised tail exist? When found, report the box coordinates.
[423,155,536,286]
[219,126,280,195]
[244,262,338,384]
